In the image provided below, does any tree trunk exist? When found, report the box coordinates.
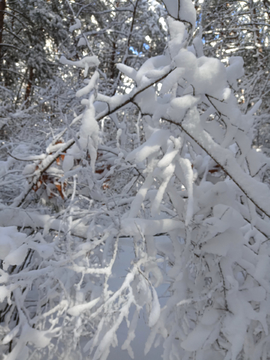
[0,0,6,68]
[24,66,34,106]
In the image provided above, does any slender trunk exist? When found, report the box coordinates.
[0,0,6,68]
[251,1,264,69]
[0,0,5,42]
[24,66,33,106]
[109,41,117,80]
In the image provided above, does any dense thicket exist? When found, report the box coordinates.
[201,0,270,147]
[1,1,270,360]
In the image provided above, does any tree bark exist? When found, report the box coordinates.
[0,0,6,66]
[24,66,34,106]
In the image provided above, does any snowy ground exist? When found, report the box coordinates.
[107,238,166,360]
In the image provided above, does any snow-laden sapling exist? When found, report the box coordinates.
[1,0,270,359]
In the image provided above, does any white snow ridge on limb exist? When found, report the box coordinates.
[60,55,100,77]
[163,0,196,28]
[69,18,81,32]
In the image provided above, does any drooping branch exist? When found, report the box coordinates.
[111,0,140,94]
[163,114,270,224]
[0,206,88,238]
[12,66,270,225]
[11,55,270,236]
[12,68,175,207]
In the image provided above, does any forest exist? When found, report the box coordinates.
[1,0,270,359]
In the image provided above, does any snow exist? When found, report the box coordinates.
[88,137,98,172]
[163,0,178,17]
[28,242,54,259]
[181,321,219,351]
[167,18,186,57]
[157,138,181,168]
[151,163,175,216]
[69,18,81,32]
[201,308,220,326]
[248,99,262,116]
[2,325,20,345]
[174,49,197,80]
[0,227,27,262]
[179,0,196,28]
[143,65,171,80]
[254,253,269,279]
[136,55,170,84]
[107,240,165,360]
[193,37,204,57]
[59,89,100,173]
[4,342,29,360]
[172,50,227,97]
[0,285,10,302]
[22,163,36,176]
[62,152,74,172]
[116,128,122,148]
[240,287,266,302]
[160,68,185,95]
[68,297,100,316]
[121,218,185,236]
[76,70,99,97]
[202,229,243,256]
[194,56,227,96]
[0,208,89,238]
[121,310,139,358]
[226,56,245,88]
[116,63,137,81]
[78,37,87,47]
[222,311,247,360]
[126,129,170,163]
[148,288,161,327]
[181,107,270,222]
[0,234,14,259]
[134,87,156,114]
[168,17,185,41]
[128,173,154,218]
[178,158,193,225]
[60,55,100,77]
[168,95,199,121]
[22,324,52,349]
[3,244,28,270]
[0,158,13,177]
[81,107,99,141]
[3,0,270,358]
[213,204,245,228]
